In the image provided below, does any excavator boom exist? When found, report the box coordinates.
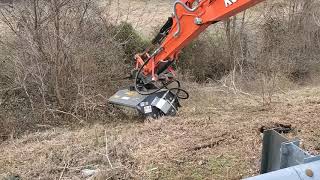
[109,0,265,118]
[144,0,264,76]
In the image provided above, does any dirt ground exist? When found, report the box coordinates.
[1,84,319,179]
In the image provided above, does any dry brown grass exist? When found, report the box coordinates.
[1,0,320,179]
[101,0,172,37]
[1,84,319,179]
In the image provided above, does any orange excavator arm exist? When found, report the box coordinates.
[109,0,265,118]
[136,0,264,80]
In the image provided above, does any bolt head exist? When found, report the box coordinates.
[194,17,202,25]
[305,169,314,177]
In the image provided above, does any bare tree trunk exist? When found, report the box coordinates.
[239,11,247,74]
[52,0,64,108]
[225,18,233,62]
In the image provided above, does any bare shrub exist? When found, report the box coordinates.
[177,14,250,84]
[178,0,320,103]
[112,22,149,65]
[177,33,231,82]
[0,0,147,138]
[257,1,320,83]
[244,0,320,103]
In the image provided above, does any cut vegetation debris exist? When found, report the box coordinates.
[1,85,319,179]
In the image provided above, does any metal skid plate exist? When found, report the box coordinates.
[108,88,180,117]
[108,89,146,108]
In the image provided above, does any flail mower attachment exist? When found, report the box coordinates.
[108,48,189,118]
[108,88,181,118]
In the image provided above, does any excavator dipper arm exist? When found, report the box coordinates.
[140,0,264,79]
[109,0,265,118]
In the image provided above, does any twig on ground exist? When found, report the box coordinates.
[191,138,226,151]
[313,12,320,27]
[105,130,113,169]
[47,108,84,123]
[59,160,70,180]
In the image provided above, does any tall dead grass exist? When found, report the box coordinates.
[0,0,147,140]
[177,0,320,104]
[0,0,320,139]
[178,1,320,82]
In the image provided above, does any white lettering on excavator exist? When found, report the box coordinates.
[224,0,237,7]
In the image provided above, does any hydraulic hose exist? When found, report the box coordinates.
[134,57,189,100]
[134,55,172,96]
[173,0,201,37]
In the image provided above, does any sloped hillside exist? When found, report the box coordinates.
[1,85,319,179]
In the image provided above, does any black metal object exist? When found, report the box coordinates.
[152,17,173,45]
[108,88,180,118]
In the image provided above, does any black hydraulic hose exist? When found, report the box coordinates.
[165,80,190,100]
[134,52,189,100]
[134,56,172,95]
[170,87,189,99]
